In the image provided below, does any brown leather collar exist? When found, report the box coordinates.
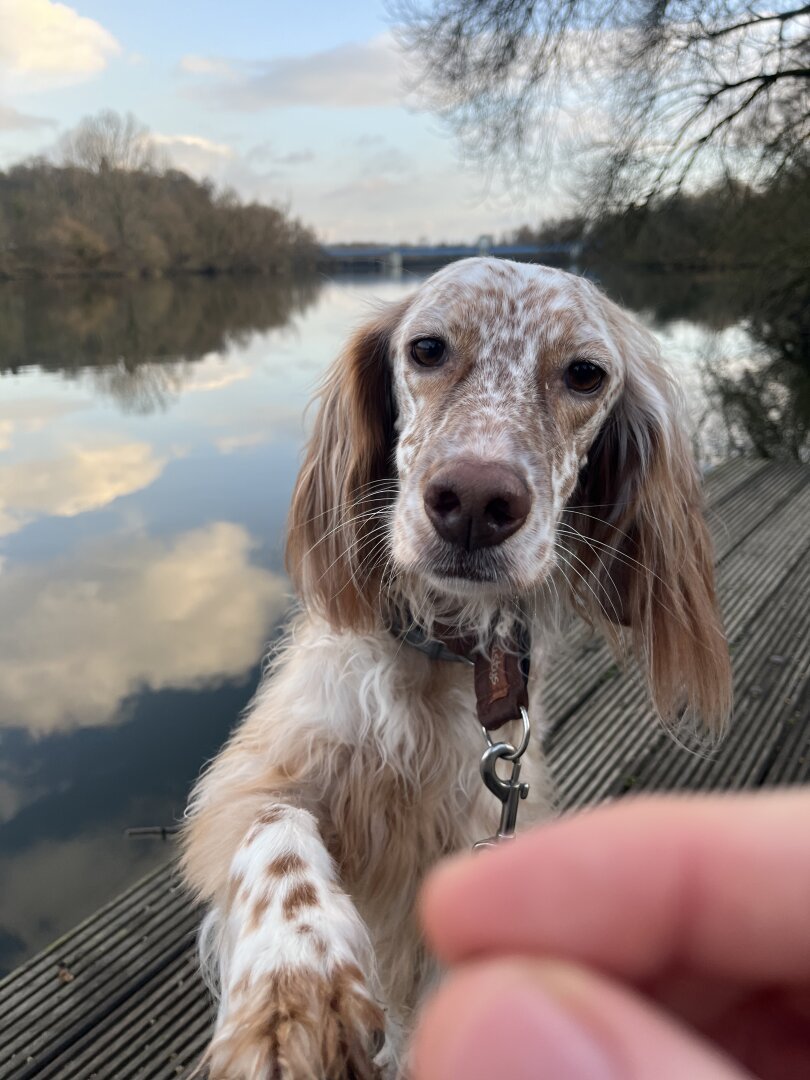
[392,620,530,731]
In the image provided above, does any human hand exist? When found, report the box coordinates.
[412,793,810,1079]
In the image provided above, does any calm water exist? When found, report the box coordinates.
[0,267,805,974]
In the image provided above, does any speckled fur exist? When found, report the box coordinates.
[183,259,731,1079]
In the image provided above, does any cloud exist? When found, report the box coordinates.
[0,397,89,450]
[152,132,234,175]
[180,54,235,78]
[324,139,415,202]
[178,352,253,393]
[153,133,233,158]
[193,35,409,110]
[0,522,288,734]
[0,442,166,537]
[215,432,270,455]
[0,102,53,131]
[244,141,316,170]
[205,396,309,449]
[325,175,407,201]
[0,0,121,85]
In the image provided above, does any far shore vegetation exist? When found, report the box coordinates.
[0,111,318,281]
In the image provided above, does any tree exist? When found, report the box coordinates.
[394,1,810,210]
[0,115,319,280]
[59,110,159,174]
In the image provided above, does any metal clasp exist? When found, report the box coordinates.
[473,706,530,851]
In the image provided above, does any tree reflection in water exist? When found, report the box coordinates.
[704,274,809,463]
[593,265,809,463]
[0,274,323,413]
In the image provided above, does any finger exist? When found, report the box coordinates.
[421,792,810,982]
[411,959,750,1080]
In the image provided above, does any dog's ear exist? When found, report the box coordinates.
[286,299,408,631]
[565,308,732,735]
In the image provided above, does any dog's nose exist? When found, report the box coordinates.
[424,460,532,550]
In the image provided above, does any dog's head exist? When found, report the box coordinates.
[287,258,731,730]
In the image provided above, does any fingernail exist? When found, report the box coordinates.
[423,971,617,1080]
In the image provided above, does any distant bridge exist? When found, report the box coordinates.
[320,239,581,271]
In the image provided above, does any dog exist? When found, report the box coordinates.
[182,257,731,1078]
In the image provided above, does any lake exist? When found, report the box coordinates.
[0,265,805,975]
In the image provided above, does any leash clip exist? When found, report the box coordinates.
[473,706,530,851]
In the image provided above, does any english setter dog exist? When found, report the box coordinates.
[182,258,731,1078]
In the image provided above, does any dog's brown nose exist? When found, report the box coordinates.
[424,460,532,550]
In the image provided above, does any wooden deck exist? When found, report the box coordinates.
[1,457,808,1080]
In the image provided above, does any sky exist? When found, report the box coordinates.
[0,0,567,242]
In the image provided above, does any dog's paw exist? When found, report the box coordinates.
[204,964,386,1080]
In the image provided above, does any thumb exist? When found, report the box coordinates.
[411,959,751,1080]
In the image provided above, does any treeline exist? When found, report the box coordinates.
[0,113,318,280]
[0,164,318,279]
[510,162,810,276]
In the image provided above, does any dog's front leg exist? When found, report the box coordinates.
[202,803,386,1080]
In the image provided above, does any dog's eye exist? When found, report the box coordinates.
[565,360,605,394]
[410,337,446,368]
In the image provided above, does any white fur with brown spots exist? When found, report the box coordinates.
[183,258,731,1078]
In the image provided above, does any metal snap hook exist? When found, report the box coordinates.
[473,707,531,850]
[481,705,530,761]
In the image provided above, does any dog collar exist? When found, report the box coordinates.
[391,618,531,731]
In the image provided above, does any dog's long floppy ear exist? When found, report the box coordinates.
[286,299,408,631]
[566,307,732,735]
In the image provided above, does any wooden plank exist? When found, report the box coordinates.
[37,948,211,1080]
[2,876,199,1079]
[547,471,810,807]
[597,537,810,799]
[0,864,174,1013]
[541,460,808,732]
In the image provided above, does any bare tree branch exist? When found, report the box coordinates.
[392,0,810,209]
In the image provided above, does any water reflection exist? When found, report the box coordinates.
[592,265,810,463]
[0,523,287,735]
[0,272,412,973]
[0,441,165,538]
[0,267,806,974]
[0,274,322,413]
[703,349,810,461]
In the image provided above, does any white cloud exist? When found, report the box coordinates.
[180,54,235,78]
[152,131,235,175]
[0,0,121,86]
[177,352,253,393]
[193,35,409,110]
[0,442,166,537]
[0,102,53,130]
[0,397,89,450]
[0,523,288,734]
[215,431,270,455]
[152,132,233,158]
